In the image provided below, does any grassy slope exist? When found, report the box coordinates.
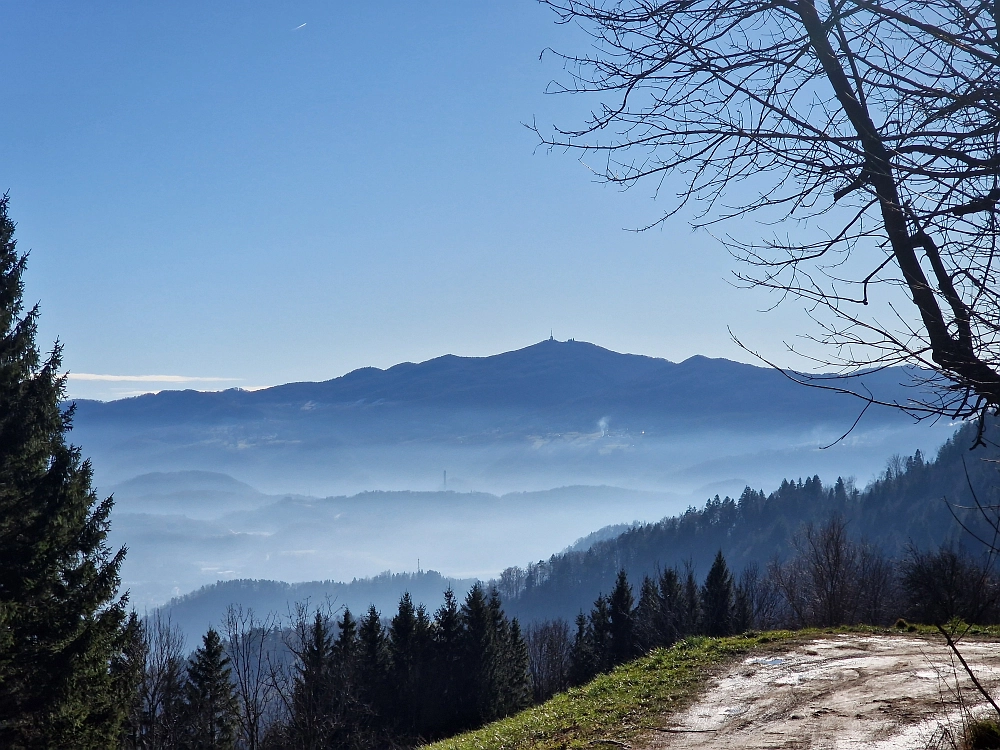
[424,631,799,750]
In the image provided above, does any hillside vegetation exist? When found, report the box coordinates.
[502,419,1000,624]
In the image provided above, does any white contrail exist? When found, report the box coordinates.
[293,22,307,30]
[67,374,239,383]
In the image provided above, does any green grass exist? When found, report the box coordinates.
[424,631,799,750]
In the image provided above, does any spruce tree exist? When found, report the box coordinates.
[587,595,612,673]
[700,551,734,637]
[500,618,531,716]
[634,575,662,653]
[427,588,462,734]
[459,583,496,725]
[656,567,684,646]
[115,613,147,749]
[486,589,529,719]
[355,605,389,722]
[0,195,130,746]
[329,607,362,747]
[182,628,237,750]
[289,612,334,750]
[389,592,429,733]
[681,564,701,636]
[333,607,357,666]
[607,570,636,666]
[332,607,358,702]
[567,612,596,686]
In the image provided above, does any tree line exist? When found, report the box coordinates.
[122,583,530,749]
[524,517,1000,698]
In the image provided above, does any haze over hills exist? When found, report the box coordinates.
[109,472,677,609]
[74,339,955,498]
[87,340,965,613]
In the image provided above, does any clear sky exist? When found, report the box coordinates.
[2,1,809,401]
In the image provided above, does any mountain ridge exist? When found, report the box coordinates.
[73,339,919,426]
[69,339,954,496]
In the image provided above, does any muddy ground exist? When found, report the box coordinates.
[640,634,1000,750]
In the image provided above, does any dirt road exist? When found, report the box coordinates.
[641,634,1000,749]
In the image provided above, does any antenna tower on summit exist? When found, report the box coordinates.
[549,329,554,341]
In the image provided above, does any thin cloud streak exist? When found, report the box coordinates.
[68,373,240,383]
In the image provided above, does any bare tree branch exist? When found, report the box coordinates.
[536,0,1000,425]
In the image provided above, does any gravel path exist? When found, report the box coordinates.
[640,634,1000,750]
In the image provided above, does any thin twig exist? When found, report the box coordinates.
[935,623,1000,720]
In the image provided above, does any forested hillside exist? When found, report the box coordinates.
[501,420,1000,624]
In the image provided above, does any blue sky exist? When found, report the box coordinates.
[2,1,807,400]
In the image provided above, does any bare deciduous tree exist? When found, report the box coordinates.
[771,515,896,626]
[736,562,783,631]
[524,619,572,701]
[136,612,187,750]
[223,605,280,750]
[802,516,860,626]
[902,544,1000,624]
[857,542,898,624]
[538,0,1000,433]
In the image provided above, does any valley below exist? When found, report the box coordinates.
[106,472,677,609]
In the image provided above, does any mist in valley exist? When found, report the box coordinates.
[97,406,958,612]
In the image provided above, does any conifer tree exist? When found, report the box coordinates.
[334,607,357,665]
[588,594,612,673]
[501,618,531,716]
[681,565,701,636]
[328,607,361,747]
[700,551,734,637]
[389,592,430,733]
[656,567,684,645]
[427,588,462,734]
[459,583,496,725]
[634,575,662,653]
[289,612,334,750]
[116,613,147,749]
[607,570,636,666]
[182,628,238,750]
[0,195,130,746]
[355,605,389,721]
[484,589,530,719]
[567,612,596,686]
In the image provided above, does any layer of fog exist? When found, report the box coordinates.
[90,418,958,499]
[105,419,957,611]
